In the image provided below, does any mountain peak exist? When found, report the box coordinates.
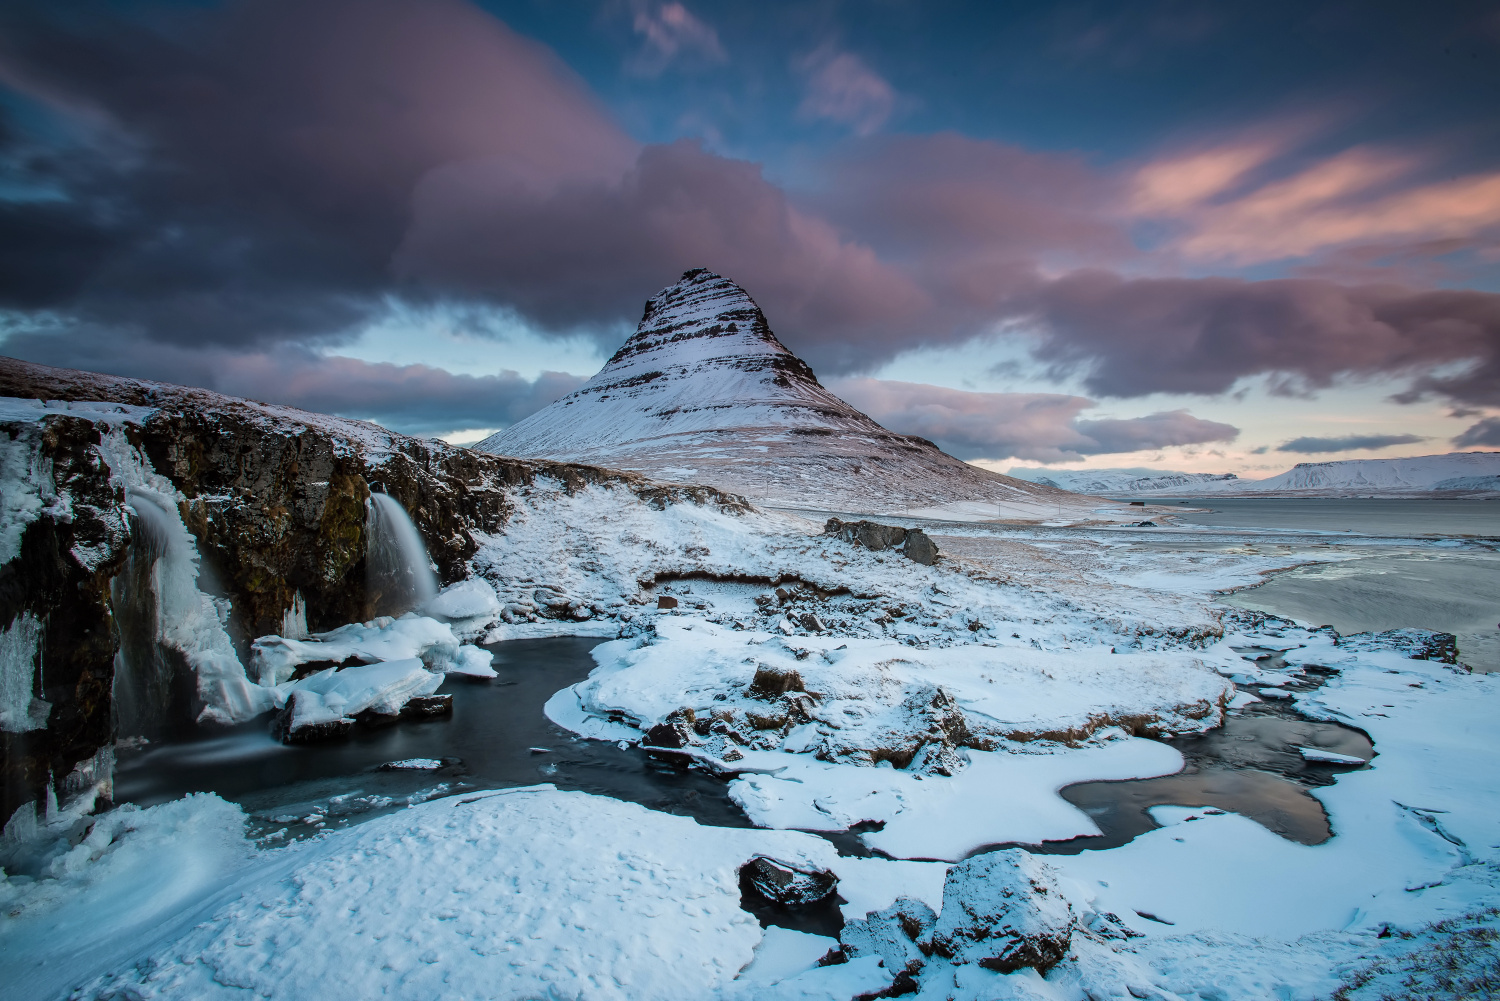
[479,271,1071,517]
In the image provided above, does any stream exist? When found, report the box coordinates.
[116,639,1372,862]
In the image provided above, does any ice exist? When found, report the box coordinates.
[251,612,491,685]
[0,611,49,732]
[276,657,444,731]
[1296,745,1366,765]
[124,488,271,725]
[422,576,503,628]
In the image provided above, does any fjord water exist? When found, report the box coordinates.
[1165,497,1500,537]
[1161,498,1500,670]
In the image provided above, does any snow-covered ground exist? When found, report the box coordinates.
[3,460,1498,999]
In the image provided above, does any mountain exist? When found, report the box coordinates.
[1010,453,1500,498]
[1008,467,1241,496]
[480,269,1090,519]
[1237,452,1500,496]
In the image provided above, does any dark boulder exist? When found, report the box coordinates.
[740,856,840,907]
[925,850,1075,974]
[825,518,939,565]
[901,530,939,566]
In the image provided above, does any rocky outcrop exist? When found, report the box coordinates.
[0,356,749,828]
[823,518,939,566]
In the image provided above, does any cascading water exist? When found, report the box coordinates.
[111,490,192,740]
[365,492,439,617]
[111,488,270,738]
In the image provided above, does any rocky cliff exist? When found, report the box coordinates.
[0,356,745,827]
[480,269,1083,518]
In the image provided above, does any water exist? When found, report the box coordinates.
[117,639,1374,861]
[365,493,439,616]
[114,637,751,838]
[1224,552,1500,671]
[1157,497,1500,538]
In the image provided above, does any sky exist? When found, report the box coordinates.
[1,0,1498,478]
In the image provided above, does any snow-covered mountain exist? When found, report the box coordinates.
[1008,467,1241,496]
[1239,452,1500,495]
[480,269,1091,519]
[1010,453,1500,498]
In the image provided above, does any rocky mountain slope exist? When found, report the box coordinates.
[480,269,1091,519]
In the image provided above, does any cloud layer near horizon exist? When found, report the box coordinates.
[830,378,1238,462]
[0,0,1498,447]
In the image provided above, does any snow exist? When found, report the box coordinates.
[251,612,494,685]
[67,786,855,1001]
[732,735,1183,860]
[276,657,444,730]
[1009,467,1241,496]
[479,270,1099,519]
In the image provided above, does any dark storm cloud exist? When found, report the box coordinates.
[1453,418,1500,449]
[2,325,584,436]
[2,0,1500,432]
[830,379,1237,462]
[1022,272,1500,405]
[1276,433,1428,454]
[0,0,636,348]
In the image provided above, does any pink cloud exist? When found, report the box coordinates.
[795,46,896,136]
[628,2,726,76]
[830,378,1238,461]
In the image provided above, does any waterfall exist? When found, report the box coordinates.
[111,487,271,738]
[366,492,438,616]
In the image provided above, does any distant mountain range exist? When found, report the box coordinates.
[1011,453,1500,498]
[480,269,1098,520]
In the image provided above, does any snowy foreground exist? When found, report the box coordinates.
[3,480,1498,1000]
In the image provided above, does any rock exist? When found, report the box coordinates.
[657,595,679,609]
[902,530,939,566]
[400,694,453,719]
[800,612,826,632]
[824,517,907,552]
[644,709,697,750]
[926,850,1074,974]
[747,666,806,699]
[825,517,938,565]
[740,855,839,907]
[840,896,937,990]
[278,691,355,744]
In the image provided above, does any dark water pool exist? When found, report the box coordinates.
[114,637,754,840]
[116,639,1372,862]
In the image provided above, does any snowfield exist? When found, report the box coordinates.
[2,380,1498,998]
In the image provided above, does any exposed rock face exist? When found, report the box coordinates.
[479,269,1077,516]
[0,356,748,827]
[0,414,131,825]
[824,518,939,566]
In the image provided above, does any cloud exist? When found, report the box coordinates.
[1,324,583,436]
[1453,417,1500,448]
[1130,134,1500,266]
[0,0,636,348]
[795,46,895,136]
[1275,433,1428,454]
[627,2,726,76]
[394,137,931,374]
[1025,271,1500,405]
[829,378,1237,462]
